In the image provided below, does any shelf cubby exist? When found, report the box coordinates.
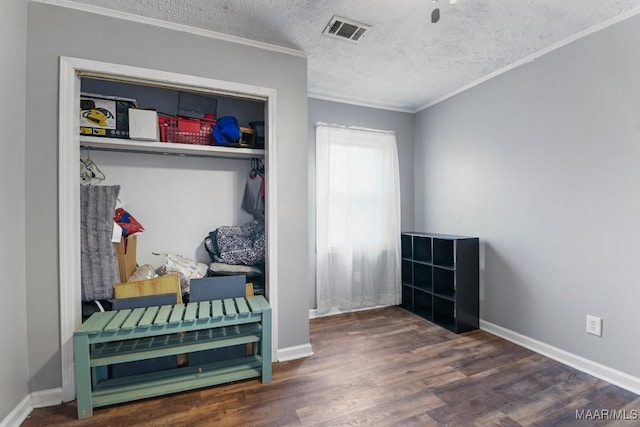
[399,232,479,333]
[401,234,412,259]
[413,236,432,263]
[413,263,432,291]
[433,238,454,268]
[402,260,413,285]
[414,289,433,320]
[433,267,455,299]
[433,296,455,330]
[401,285,413,311]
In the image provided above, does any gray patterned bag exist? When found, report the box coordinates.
[204,219,265,265]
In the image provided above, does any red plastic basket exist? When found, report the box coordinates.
[158,116,215,145]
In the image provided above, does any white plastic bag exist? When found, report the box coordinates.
[155,253,208,294]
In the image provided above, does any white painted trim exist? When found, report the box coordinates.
[480,320,640,395]
[265,95,279,362]
[58,56,279,399]
[0,388,64,427]
[309,304,392,320]
[30,388,63,408]
[277,344,314,362]
[416,5,640,112]
[0,395,31,427]
[29,0,307,58]
[58,57,81,402]
[308,93,414,114]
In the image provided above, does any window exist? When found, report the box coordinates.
[315,123,401,314]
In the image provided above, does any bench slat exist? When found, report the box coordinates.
[255,295,271,312]
[211,300,223,318]
[168,304,185,324]
[75,311,118,334]
[104,309,133,332]
[120,308,146,330]
[236,298,250,315]
[154,305,172,325]
[223,299,237,317]
[184,302,198,322]
[198,301,211,319]
[245,296,264,314]
[138,306,159,327]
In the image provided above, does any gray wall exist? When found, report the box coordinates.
[0,0,29,420]
[26,2,309,391]
[308,98,415,308]
[414,14,640,377]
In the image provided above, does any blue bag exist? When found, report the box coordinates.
[213,116,241,145]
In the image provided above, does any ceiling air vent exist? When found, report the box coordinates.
[323,16,371,43]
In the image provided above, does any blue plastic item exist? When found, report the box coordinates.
[213,116,241,145]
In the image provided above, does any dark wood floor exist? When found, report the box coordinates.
[23,307,640,426]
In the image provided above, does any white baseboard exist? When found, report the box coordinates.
[0,395,31,427]
[309,304,392,320]
[277,344,313,362]
[0,388,63,427]
[480,320,640,395]
[30,388,63,408]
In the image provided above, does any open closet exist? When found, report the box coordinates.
[59,57,279,401]
[79,77,266,301]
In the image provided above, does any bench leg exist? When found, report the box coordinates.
[261,308,272,383]
[73,335,93,419]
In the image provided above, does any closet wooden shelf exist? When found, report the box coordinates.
[80,136,265,159]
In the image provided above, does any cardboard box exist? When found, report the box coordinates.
[115,235,137,282]
[128,108,159,141]
[80,93,136,139]
[113,273,183,304]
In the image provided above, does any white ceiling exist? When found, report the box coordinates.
[64,0,640,111]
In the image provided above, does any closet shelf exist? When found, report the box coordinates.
[80,136,265,159]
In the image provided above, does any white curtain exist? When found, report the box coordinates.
[315,123,401,315]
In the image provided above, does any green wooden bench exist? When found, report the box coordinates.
[73,295,272,419]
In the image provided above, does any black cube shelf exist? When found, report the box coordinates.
[400,232,479,333]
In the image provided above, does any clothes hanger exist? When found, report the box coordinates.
[80,150,106,184]
[250,158,264,179]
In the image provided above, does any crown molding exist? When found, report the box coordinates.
[416,5,640,112]
[308,92,415,114]
[29,0,307,58]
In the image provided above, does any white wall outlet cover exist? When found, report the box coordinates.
[586,315,602,337]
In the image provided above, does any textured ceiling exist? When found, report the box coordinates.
[65,0,640,111]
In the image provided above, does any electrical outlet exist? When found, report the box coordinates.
[586,315,602,337]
